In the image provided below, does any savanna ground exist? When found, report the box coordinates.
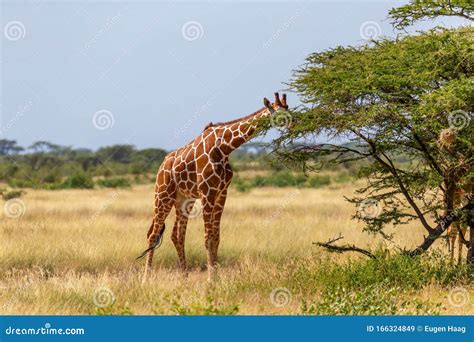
[0,176,473,315]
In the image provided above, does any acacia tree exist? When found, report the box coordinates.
[389,0,473,28]
[271,3,473,262]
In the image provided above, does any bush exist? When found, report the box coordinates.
[8,179,37,189]
[97,177,131,188]
[301,284,440,315]
[0,188,25,200]
[232,177,250,192]
[306,175,331,188]
[289,251,471,298]
[166,295,239,316]
[232,172,332,191]
[61,174,94,189]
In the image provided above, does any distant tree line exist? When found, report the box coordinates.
[0,139,168,188]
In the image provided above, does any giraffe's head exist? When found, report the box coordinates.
[263,92,289,113]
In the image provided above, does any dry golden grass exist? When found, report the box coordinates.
[0,184,472,315]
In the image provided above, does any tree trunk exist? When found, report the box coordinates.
[466,195,474,265]
[410,201,473,257]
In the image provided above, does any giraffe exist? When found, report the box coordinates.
[447,189,469,263]
[438,128,472,263]
[138,92,289,280]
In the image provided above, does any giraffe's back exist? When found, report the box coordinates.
[160,128,232,199]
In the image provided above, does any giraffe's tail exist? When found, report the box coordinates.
[136,220,166,260]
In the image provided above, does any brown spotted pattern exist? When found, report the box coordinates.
[142,92,288,280]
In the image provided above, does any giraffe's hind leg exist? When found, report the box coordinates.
[171,195,193,273]
[142,187,176,282]
[457,225,468,264]
[447,224,457,263]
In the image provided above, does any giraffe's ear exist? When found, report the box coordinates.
[263,97,271,109]
[281,93,288,108]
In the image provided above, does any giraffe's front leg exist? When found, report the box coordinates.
[171,197,193,274]
[202,197,218,281]
[210,189,227,264]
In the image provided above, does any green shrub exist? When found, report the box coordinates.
[0,188,25,200]
[301,284,440,315]
[61,174,94,189]
[290,251,471,296]
[168,295,239,316]
[232,177,250,192]
[8,179,37,188]
[97,177,130,188]
[232,172,332,191]
[333,173,352,184]
[306,175,331,188]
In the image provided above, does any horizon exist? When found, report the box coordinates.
[1,1,467,151]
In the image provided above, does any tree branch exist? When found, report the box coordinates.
[313,234,377,259]
[408,199,473,256]
[352,130,435,234]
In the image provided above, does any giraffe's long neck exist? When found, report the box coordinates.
[214,107,270,156]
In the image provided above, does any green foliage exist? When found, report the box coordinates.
[0,188,25,200]
[97,177,131,188]
[279,25,473,247]
[0,142,167,188]
[0,139,23,155]
[95,304,134,316]
[165,294,239,315]
[389,0,473,29]
[290,251,468,315]
[301,284,440,315]
[290,251,471,294]
[232,172,331,192]
[61,174,94,189]
[306,175,331,188]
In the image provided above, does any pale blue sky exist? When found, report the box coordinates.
[0,0,467,150]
